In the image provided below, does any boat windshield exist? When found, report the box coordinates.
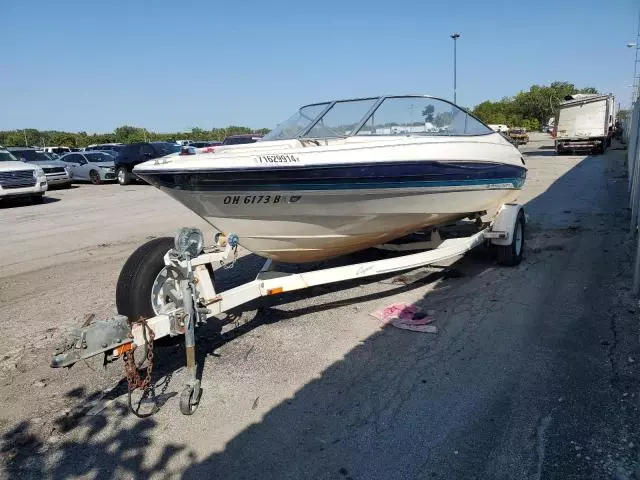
[262,103,330,141]
[264,96,492,140]
[357,97,492,137]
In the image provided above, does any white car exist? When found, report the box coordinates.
[487,124,509,133]
[0,147,48,204]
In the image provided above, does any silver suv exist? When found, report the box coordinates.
[0,147,48,204]
[8,147,72,188]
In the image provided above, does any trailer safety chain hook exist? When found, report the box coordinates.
[223,234,239,269]
[123,317,157,417]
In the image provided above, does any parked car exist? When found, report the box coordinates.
[498,131,519,147]
[221,134,263,145]
[58,151,116,184]
[112,142,180,185]
[84,143,124,154]
[487,124,509,133]
[42,146,72,155]
[507,128,529,145]
[190,141,222,148]
[180,140,223,155]
[0,147,48,204]
[7,147,72,188]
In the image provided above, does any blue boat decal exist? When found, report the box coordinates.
[136,161,527,192]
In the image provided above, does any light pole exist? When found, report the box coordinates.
[450,33,460,104]
[627,42,639,105]
[628,7,640,105]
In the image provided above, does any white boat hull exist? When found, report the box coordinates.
[158,184,520,262]
[136,120,527,263]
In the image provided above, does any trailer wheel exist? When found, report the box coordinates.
[116,237,176,319]
[496,210,525,266]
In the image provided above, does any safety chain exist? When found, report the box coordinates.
[123,317,157,417]
[223,244,239,269]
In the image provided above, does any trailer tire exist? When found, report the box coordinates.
[116,237,174,319]
[599,142,606,154]
[496,210,525,266]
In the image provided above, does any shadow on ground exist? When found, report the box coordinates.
[3,149,640,479]
[0,196,60,209]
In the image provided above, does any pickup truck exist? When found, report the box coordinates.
[0,147,48,204]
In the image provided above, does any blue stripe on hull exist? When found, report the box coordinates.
[137,161,527,192]
[155,177,524,192]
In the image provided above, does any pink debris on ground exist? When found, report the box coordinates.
[370,303,437,333]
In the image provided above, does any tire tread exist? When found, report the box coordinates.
[116,237,174,318]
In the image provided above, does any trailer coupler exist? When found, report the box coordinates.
[51,315,132,368]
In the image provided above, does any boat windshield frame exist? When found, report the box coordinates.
[291,95,493,139]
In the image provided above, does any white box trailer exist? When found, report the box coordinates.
[554,93,615,154]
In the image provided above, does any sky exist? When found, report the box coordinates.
[2,0,639,133]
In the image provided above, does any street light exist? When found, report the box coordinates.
[450,33,460,104]
[629,41,640,105]
[628,7,640,105]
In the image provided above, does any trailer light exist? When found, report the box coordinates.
[113,342,134,356]
[267,287,283,295]
[174,227,204,257]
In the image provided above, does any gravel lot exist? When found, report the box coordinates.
[2,134,640,479]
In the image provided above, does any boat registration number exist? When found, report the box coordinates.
[253,154,301,165]
[223,195,302,205]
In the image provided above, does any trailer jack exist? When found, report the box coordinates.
[52,247,208,416]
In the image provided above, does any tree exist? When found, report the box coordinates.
[0,124,272,148]
[114,125,147,143]
[421,104,435,123]
[472,81,600,129]
[618,109,631,124]
[434,112,454,128]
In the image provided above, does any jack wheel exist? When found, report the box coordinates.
[179,381,202,415]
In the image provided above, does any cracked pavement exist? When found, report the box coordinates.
[2,134,640,479]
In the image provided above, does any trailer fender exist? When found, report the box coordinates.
[488,204,526,246]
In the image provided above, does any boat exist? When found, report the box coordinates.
[134,95,527,263]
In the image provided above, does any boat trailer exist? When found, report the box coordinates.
[51,203,525,415]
